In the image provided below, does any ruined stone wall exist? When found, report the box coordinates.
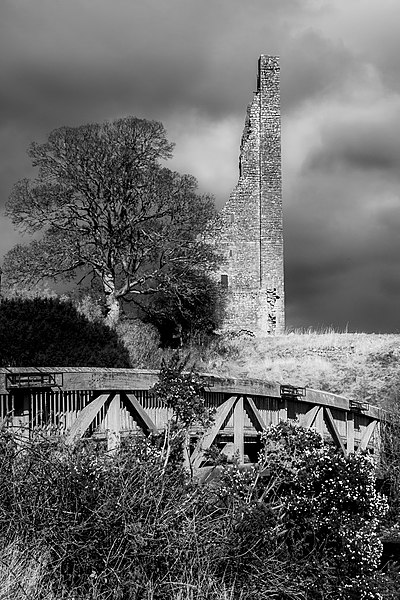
[209,55,284,335]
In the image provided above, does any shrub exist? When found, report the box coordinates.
[258,422,389,598]
[152,353,212,430]
[116,319,164,368]
[150,353,215,476]
[0,434,242,599]
[0,297,131,367]
[142,272,226,347]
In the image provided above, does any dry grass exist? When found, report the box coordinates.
[194,330,400,409]
[116,323,400,409]
[0,542,51,600]
[117,320,169,368]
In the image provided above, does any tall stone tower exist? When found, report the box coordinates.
[211,55,284,334]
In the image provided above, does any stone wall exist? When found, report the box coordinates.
[209,55,284,335]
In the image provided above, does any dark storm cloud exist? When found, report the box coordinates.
[2,0,400,332]
[0,0,310,257]
[279,4,400,332]
[305,110,400,174]
[284,153,400,331]
[0,0,303,126]
[280,31,360,112]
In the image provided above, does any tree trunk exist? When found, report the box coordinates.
[103,274,121,328]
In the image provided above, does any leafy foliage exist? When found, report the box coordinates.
[258,422,389,598]
[151,353,214,475]
[379,403,400,526]
[0,297,130,367]
[141,271,226,346]
[153,353,212,429]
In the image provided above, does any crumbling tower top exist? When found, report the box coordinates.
[210,55,284,335]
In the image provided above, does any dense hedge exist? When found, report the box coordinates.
[0,297,130,367]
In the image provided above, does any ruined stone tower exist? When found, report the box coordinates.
[211,55,284,334]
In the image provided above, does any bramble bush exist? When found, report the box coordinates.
[152,353,212,430]
[0,424,397,599]
[151,353,215,475]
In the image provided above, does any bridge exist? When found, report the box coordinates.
[0,367,384,467]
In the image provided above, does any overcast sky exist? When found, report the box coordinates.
[1,0,400,332]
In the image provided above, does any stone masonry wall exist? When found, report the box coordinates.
[209,55,284,335]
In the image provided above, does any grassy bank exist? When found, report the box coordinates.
[199,331,400,408]
[122,323,400,409]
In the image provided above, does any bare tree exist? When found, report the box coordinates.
[3,117,220,325]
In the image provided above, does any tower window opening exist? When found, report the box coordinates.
[221,274,228,288]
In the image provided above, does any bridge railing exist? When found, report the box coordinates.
[0,368,384,464]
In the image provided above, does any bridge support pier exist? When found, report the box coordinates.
[234,397,245,463]
[107,393,121,453]
[347,413,355,454]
